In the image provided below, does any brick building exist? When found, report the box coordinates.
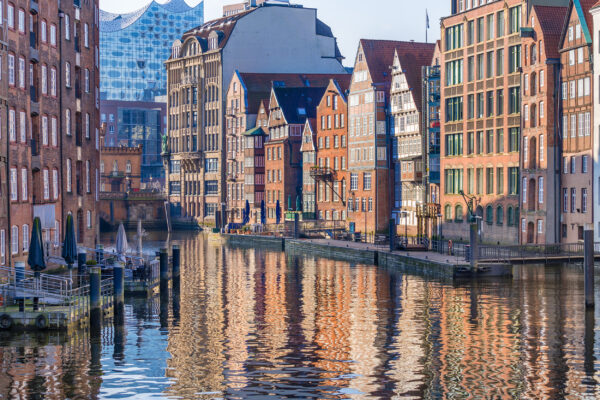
[1,0,100,268]
[163,3,345,225]
[390,43,435,235]
[348,40,419,235]
[264,86,326,222]
[559,0,595,242]
[312,78,351,222]
[592,2,600,241]
[98,144,165,228]
[440,0,525,244]
[519,5,567,244]
[300,119,317,219]
[224,72,348,223]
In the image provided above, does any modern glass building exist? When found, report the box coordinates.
[100,0,204,102]
[100,0,203,184]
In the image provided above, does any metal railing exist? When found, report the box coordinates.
[477,242,588,263]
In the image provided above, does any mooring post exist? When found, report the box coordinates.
[294,213,299,239]
[389,219,396,252]
[584,228,594,308]
[77,250,87,276]
[15,261,25,312]
[159,248,169,282]
[469,222,478,269]
[113,262,125,323]
[171,245,180,278]
[89,267,102,330]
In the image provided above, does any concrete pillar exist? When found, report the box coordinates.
[15,261,25,312]
[584,229,594,308]
[113,262,125,321]
[171,245,180,278]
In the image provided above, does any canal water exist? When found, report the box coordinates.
[0,232,599,399]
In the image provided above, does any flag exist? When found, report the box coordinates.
[426,9,430,29]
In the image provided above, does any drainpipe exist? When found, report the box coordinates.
[58,10,65,240]
[2,13,10,267]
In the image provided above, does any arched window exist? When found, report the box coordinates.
[531,44,537,65]
[507,206,514,226]
[496,206,504,225]
[445,204,452,221]
[126,160,132,173]
[486,205,493,224]
[100,161,104,173]
[113,160,118,173]
[455,204,464,222]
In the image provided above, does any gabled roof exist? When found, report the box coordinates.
[271,87,326,125]
[393,43,436,114]
[300,119,316,152]
[242,126,264,136]
[237,72,349,114]
[180,9,255,53]
[359,39,435,85]
[560,0,595,46]
[532,5,568,58]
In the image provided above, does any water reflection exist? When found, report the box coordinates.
[0,233,599,399]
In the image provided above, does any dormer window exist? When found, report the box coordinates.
[209,36,218,50]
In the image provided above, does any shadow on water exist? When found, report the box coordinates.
[0,232,599,398]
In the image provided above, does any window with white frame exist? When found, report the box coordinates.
[7,4,13,29]
[41,20,46,42]
[54,220,59,245]
[41,64,47,95]
[7,54,14,85]
[84,23,89,48]
[66,158,72,193]
[537,220,543,234]
[65,14,70,40]
[50,24,56,46]
[53,169,58,200]
[65,62,71,87]
[42,115,48,145]
[85,113,90,138]
[51,116,57,146]
[19,111,25,143]
[21,167,27,201]
[538,177,543,204]
[8,109,14,141]
[86,160,90,193]
[18,56,24,88]
[85,69,89,92]
[50,67,56,96]
[9,167,17,201]
[43,169,49,200]
[539,135,544,162]
[11,226,18,255]
[22,224,28,252]
[0,229,5,265]
[65,109,71,136]
[87,210,92,228]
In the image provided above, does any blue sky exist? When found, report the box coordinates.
[99,0,448,66]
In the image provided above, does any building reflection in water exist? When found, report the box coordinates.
[0,233,599,399]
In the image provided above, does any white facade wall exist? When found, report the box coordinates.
[593,7,600,241]
[222,6,346,92]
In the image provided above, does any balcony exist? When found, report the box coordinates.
[29,0,38,14]
[29,33,39,63]
[310,166,334,181]
[31,139,41,171]
[30,86,40,116]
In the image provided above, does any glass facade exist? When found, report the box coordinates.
[118,109,163,180]
[100,0,204,102]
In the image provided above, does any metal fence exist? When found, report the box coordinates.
[477,242,587,263]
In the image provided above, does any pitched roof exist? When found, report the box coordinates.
[272,87,327,125]
[242,126,264,136]
[359,39,435,85]
[394,43,436,114]
[533,5,568,58]
[300,119,316,152]
[237,72,349,114]
[561,0,596,45]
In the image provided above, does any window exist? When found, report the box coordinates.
[509,87,520,114]
[486,168,494,194]
[486,206,493,225]
[42,115,48,145]
[583,188,588,213]
[51,117,57,147]
[19,111,25,143]
[509,45,521,73]
[522,177,527,203]
[563,188,568,213]
[85,113,90,139]
[363,173,371,190]
[497,10,505,37]
[9,167,17,201]
[18,57,24,89]
[7,4,13,29]
[65,14,70,40]
[496,206,504,225]
[8,109,14,141]
[66,159,72,193]
[65,109,71,136]
[50,67,56,96]
[571,188,576,213]
[0,229,5,265]
[538,177,544,204]
[41,64,47,95]
[350,173,358,191]
[52,169,58,200]
[571,156,576,174]
[583,155,589,173]
[21,167,27,201]
[87,211,92,229]
[508,167,519,195]
[22,224,28,252]
[50,24,56,46]
[11,226,17,255]
[497,167,504,195]
[84,23,89,48]
[85,160,91,193]
[496,48,504,76]
[509,128,520,152]
[7,54,14,85]
[43,169,49,200]
[496,129,504,153]
[445,96,463,122]
[41,20,47,42]
[85,69,90,92]
[509,6,521,34]
[539,135,544,162]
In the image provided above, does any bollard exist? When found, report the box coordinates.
[78,250,87,275]
[159,248,169,281]
[89,267,102,330]
[584,229,594,308]
[172,245,180,278]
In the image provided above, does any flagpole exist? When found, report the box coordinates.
[426,9,429,43]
